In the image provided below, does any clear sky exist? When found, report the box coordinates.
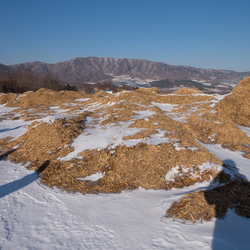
[1,0,250,72]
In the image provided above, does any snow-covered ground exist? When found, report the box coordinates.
[1,95,250,249]
[1,147,250,249]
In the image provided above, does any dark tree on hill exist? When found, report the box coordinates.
[64,84,78,91]
[41,74,63,91]
[0,70,79,93]
[0,69,39,93]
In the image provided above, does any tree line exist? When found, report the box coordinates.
[0,68,139,94]
[0,68,78,93]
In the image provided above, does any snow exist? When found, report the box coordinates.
[59,112,170,161]
[213,93,232,101]
[173,142,186,151]
[0,105,30,140]
[77,172,105,181]
[151,102,178,112]
[133,110,154,118]
[0,105,18,114]
[165,162,223,182]
[75,98,91,102]
[238,125,250,137]
[0,106,72,141]
[198,141,250,181]
[165,166,180,181]
[42,116,57,125]
[2,158,250,249]
[58,117,143,161]
[49,105,70,114]
[0,119,29,140]
[1,98,250,249]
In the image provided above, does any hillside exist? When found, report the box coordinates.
[0,78,250,248]
[1,57,249,92]
[0,63,11,75]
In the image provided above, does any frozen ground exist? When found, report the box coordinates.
[1,95,250,249]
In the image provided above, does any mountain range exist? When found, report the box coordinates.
[1,57,249,92]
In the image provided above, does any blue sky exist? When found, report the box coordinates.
[1,0,250,71]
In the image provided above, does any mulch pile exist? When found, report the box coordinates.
[2,112,91,169]
[217,77,250,127]
[0,80,250,221]
[39,142,221,194]
[167,167,250,222]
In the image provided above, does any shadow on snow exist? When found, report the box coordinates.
[0,160,49,199]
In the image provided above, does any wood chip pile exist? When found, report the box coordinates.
[0,79,250,221]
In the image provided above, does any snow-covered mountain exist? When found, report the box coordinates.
[1,57,249,92]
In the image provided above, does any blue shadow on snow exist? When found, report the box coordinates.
[0,160,49,198]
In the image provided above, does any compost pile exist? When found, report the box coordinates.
[1,78,250,221]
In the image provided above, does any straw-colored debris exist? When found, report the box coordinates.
[3,111,91,169]
[0,93,17,104]
[3,88,87,108]
[0,82,249,208]
[167,170,250,222]
[40,142,221,194]
[167,191,216,222]
[164,79,250,221]
[123,129,158,140]
[183,79,250,158]
[217,77,250,127]
[0,85,223,194]
[0,88,91,122]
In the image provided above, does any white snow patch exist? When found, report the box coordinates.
[202,82,212,86]
[238,125,250,137]
[133,110,154,118]
[85,101,117,111]
[165,162,222,182]
[75,98,91,102]
[0,104,18,114]
[151,102,178,112]
[188,146,200,151]
[58,117,142,161]
[77,172,105,182]
[173,142,186,151]
[165,166,179,181]
[209,110,217,114]
[197,162,222,173]
[42,116,56,124]
[59,116,171,161]
[213,93,232,101]
[0,106,32,140]
[0,119,29,140]
[198,141,250,180]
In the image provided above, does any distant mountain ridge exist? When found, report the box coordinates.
[1,57,249,90]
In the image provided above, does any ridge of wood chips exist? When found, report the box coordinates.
[1,79,250,221]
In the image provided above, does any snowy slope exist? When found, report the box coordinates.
[1,91,250,249]
[1,149,250,249]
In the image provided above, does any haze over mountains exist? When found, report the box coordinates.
[1,57,250,93]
